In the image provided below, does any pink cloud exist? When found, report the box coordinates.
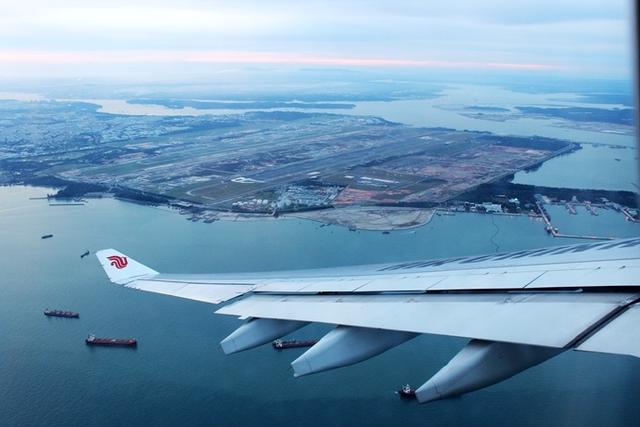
[0,50,558,71]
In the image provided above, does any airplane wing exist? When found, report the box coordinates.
[96,237,640,403]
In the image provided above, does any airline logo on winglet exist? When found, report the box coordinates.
[107,255,128,269]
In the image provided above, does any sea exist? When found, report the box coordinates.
[1,84,640,426]
[1,185,639,427]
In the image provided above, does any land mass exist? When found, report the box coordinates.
[0,99,578,213]
[463,105,510,113]
[458,104,635,134]
[575,93,634,107]
[515,106,635,126]
[5,98,632,230]
[454,179,638,209]
[127,99,356,110]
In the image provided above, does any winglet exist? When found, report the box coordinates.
[96,249,159,285]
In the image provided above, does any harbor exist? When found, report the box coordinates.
[533,194,640,241]
[537,201,614,240]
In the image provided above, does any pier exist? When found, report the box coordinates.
[621,207,638,222]
[565,202,577,215]
[584,202,598,216]
[536,202,614,241]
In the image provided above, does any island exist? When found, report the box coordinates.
[2,98,635,231]
[127,99,356,110]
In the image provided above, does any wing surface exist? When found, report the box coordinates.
[96,238,640,358]
[216,292,639,349]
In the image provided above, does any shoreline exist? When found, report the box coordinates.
[285,206,435,231]
[8,178,638,232]
[9,184,638,239]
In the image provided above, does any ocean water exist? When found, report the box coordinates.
[512,144,639,192]
[1,185,640,427]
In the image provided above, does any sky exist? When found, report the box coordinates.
[0,0,634,81]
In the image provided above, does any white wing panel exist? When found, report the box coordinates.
[298,279,371,293]
[128,279,188,295]
[429,271,543,291]
[175,283,256,304]
[577,303,640,358]
[254,281,312,293]
[357,275,445,292]
[128,279,255,304]
[216,292,638,348]
[526,266,640,289]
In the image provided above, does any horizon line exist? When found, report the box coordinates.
[0,50,562,71]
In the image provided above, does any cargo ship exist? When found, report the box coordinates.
[396,384,416,399]
[85,334,137,347]
[44,309,79,318]
[80,250,90,259]
[272,339,318,349]
[41,234,53,239]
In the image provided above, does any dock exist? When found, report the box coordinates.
[565,203,577,215]
[621,207,638,222]
[584,202,598,216]
[536,202,614,241]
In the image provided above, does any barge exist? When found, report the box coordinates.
[85,334,137,347]
[272,339,318,350]
[44,309,79,318]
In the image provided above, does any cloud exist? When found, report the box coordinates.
[0,0,632,79]
[0,49,559,70]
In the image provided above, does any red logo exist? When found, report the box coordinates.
[107,255,128,269]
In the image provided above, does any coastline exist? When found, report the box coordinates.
[6,183,638,242]
[8,175,638,232]
[285,206,435,231]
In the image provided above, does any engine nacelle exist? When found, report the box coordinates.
[291,326,417,377]
[416,339,563,403]
[220,318,308,354]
